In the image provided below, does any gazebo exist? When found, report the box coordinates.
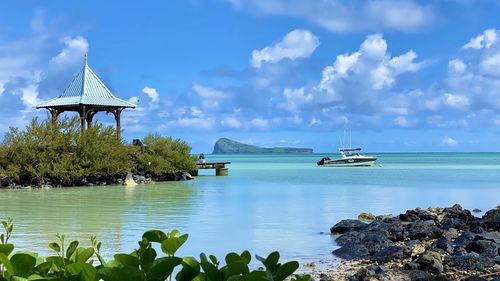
[36,55,136,140]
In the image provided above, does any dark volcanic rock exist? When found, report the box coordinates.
[362,232,394,254]
[454,232,476,249]
[430,237,454,254]
[400,208,438,222]
[370,245,410,263]
[332,244,369,260]
[367,218,408,241]
[336,231,366,246]
[441,217,468,230]
[415,251,444,274]
[443,204,475,222]
[465,239,499,257]
[452,253,495,271]
[464,277,488,281]
[480,208,500,231]
[403,270,431,281]
[406,220,444,240]
[331,205,500,280]
[474,231,500,243]
[330,219,367,234]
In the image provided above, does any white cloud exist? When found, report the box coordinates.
[128,96,139,104]
[142,86,160,106]
[316,34,423,105]
[228,0,434,33]
[444,93,469,108]
[448,59,466,74]
[248,118,268,129]
[14,83,40,109]
[479,53,500,76]
[280,87,313,112]
[168,117,215,130]
[192,83,226,110]
[221,116,242,129]
[192,83,226,99]
[394,116,409,127]
[442,137,457,146]
[250,29,319,68]
[463,28,499,49]
[49,36,88,70]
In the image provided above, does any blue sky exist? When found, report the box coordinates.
[1,1,500,153]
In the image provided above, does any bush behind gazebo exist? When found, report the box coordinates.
[0,117,197,188]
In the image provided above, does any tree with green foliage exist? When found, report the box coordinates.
[0,117,198,187]
[135,133,197,176]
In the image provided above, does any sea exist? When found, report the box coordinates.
[0,153,499,268]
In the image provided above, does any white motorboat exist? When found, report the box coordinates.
[317,147,377,167]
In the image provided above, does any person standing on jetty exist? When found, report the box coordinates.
[198,153,206,164]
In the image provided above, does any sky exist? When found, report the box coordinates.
[1,1,500,153]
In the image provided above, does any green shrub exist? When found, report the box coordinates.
[0,117,131,184]
[135,133,197,176]
[0,118,198,186]
[0,219,310,281]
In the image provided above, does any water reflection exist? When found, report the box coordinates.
[0,153,499,265]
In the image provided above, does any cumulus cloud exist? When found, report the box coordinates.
[449,59,466,74]
[14,82,40,109]
[249,118,268,129]
[442,137,457,146]
[142,86,160,107]
[192,83,227,110]
[228,0,434,33]
[221,116,242,129]
[250,29,319,68]
[280,87,313,112]
[192,83,226,99]
[49,36,88,70]
[394,116,409,127]
[463,29,499,49]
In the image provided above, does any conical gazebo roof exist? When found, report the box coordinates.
[36,57,136,109]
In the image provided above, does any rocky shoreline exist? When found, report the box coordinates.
[321,205,499,281]
[0,171,194,189]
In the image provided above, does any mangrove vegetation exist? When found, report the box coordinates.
[0,117,197,188]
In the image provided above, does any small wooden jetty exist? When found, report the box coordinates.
[195,162,231,176]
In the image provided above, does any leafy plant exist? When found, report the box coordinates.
[0,118,197,186]
[135,133,197,176]
[0,219,311,281]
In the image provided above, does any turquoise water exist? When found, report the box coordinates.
[0,153,499,267]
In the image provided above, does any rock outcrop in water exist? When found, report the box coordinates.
[327,205,500,280]
[212,138,313,154]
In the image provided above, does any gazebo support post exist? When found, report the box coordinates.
[49,108,63,124]
[86,110,97,128]
[112,108,123,141]
[79,105,86,132]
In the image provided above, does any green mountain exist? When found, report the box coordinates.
[212,138,313,154]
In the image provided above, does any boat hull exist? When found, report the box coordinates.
[318,157,377,167]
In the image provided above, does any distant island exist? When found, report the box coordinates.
[212,138,313,154]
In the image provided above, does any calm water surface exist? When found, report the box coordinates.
[0,153,499,267]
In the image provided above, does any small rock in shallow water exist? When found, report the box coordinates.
[358,212,376,222]
[305,262,315,267]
